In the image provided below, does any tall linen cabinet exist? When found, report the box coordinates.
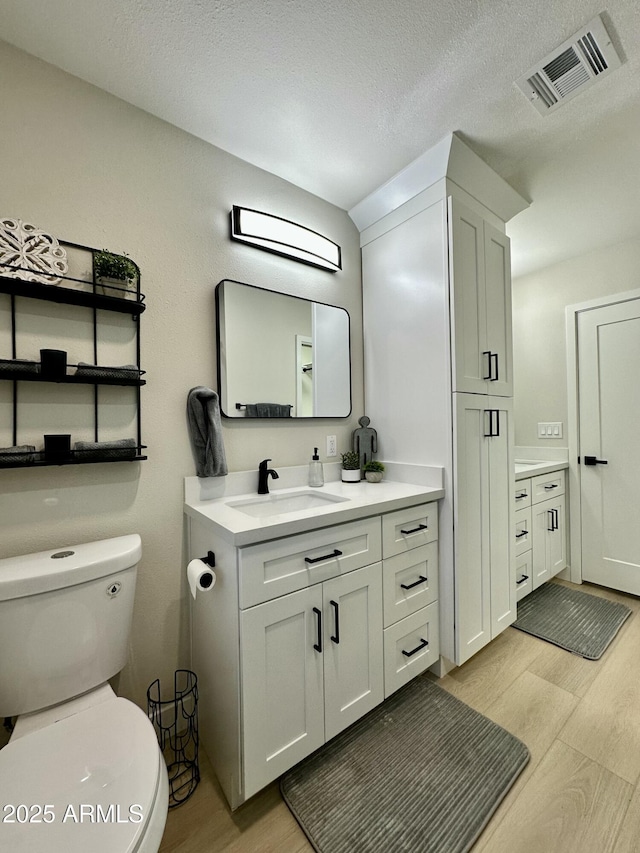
[350,134,528,667]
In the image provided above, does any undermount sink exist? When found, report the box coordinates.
[226,490,350,518]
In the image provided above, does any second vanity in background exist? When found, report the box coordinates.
[514,460,569,600]
[185,470,443,809]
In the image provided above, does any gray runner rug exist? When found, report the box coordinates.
[280,677,529,853]
[513,582,631,659]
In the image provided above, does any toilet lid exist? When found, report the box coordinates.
[0,697,162,853]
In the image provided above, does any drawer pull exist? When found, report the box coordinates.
[400,575,428,591]
[305,549,343,564]
[312,607,322,653]
[400,523,428,536]
[544,484,558,491]
[402,638,429,658]
[515,492,528,500]
[330,599,340,644]
[515,530,529,539]
[516,574,530,585]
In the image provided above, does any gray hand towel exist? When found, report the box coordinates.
[187,387,228,478]
[0,444,37,464]
[74,438,137,459]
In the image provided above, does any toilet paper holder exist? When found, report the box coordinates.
[200,551,215,568]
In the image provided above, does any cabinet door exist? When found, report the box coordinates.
[532,499,567,590]
[454,395,514,664]
[240,586,324,800]
[453,394,492,663]
[484,222,513,397]
[488,397,516,637]
[449,199,488,395]
[322,563,384,741]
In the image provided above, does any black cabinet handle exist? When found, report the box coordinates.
[516,574,529,585]
[400,575,428,590]
[547,509,559,532]
[305,549,343,564]
[516,492,528,500]
[312,607,322,652]
[584,456,608,466]
[402,638,429,658]
[490,351,499,381]
[544,484,558,491]
[330,600,340,644]
[484,409,500,437]
[482,350,492,380]
[515,530,529,539]
[400,523,428,535]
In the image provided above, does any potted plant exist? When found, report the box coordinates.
[341,450,361,483]
[93,250,138,298]
[363,460,385,483]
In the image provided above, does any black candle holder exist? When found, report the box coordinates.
[40,349,67,381]
[43,434,71,461]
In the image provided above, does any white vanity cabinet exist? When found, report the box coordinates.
[188,497,439,809]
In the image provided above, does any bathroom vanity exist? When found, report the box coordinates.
[184,471,443,808]
[514,461,569,599]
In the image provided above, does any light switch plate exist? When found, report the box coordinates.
[538,422,563,439]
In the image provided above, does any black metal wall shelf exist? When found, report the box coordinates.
[0,239,146,467]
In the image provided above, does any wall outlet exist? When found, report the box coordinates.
[326,435,337,457]
[537,422,563,439]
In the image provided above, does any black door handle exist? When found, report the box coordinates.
[402,638,429,658]
[305,549,343,564]
[400,575,428,590]
[516,574,530,585]
[482,351,492,380]
[400,523,428,535]
[515,530,529,539]
[584,456,608,466]
[330,600,340,644]
[490,352,499,381]
[312,607,322,653]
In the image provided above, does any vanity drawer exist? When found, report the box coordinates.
[515,551,533,601]
[514,479,532,509]
[383,543,438,627]
[382,503,438,559]
[239,517,382,608]
[383,602,439,698]
[531,470,565,504]
[514,507,532,556]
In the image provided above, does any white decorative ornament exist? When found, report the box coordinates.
[0,218,68,284]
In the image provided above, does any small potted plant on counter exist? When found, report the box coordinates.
[363,460,385,483]
[341,450,361,483]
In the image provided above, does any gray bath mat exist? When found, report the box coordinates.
[513,582,631,659]
[280,677,529,853]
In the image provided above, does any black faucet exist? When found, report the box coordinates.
[258,459,279,494]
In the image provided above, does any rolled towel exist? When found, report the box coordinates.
[75,362,140,380]
[74,438,137,460]
[187,387,228,477]
[0,444,37,465]
[0,358,39,375]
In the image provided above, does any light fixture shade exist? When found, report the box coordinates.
[230,206,342,272]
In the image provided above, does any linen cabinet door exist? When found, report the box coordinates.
[483,222,513,397]
[453,394,492,664]
[322,562,384,741]
[448,198,488,395]
[240,586,324,800]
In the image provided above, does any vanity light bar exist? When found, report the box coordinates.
[230,206,342,272]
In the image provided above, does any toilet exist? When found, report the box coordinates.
[0,534,168,852]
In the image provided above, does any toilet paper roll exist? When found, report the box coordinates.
[187,559,216,599]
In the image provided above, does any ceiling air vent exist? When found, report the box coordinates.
[516,14,622,115]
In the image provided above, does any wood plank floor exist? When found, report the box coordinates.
[160,579,640,852]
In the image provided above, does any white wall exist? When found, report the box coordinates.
[512,235,640,448]
[0,42,363,707]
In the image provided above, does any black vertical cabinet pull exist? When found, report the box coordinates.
[312,607,322,653]
[330,600,340,644]
[482,350,492,381]
[547,508,559,532]
[490,351,499,381]
[484,409,500,438]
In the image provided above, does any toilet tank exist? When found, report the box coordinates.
[0,534,141,718]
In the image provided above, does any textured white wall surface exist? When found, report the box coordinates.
[0,43,363,706]
[512,235,640,448]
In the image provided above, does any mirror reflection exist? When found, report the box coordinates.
[216,280,351,418]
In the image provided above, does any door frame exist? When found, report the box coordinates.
[565,287,640,584]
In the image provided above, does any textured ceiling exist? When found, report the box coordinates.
[0,0,639,277]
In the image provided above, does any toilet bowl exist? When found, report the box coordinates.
[0,535,169,852]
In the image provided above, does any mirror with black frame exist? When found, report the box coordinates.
[216,279,351,418]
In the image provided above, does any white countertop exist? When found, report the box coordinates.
[185,478,444,546]
[514,460,569,481]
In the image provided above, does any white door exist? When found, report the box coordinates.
[578,299,640,593]
[323,563,383,740]
[240,586,324,799]
[483,223,513,397]
[487,397,515,635]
